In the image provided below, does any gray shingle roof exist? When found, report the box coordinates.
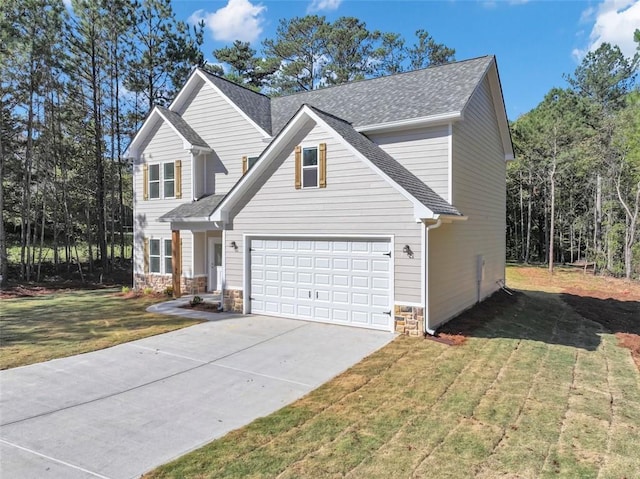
[156,106,210,149]
[271,56,493,134]
[308,106,461,216]
[159,194,226,221]
[199,69,272,134]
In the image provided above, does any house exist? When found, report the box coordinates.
[125,55,514,336]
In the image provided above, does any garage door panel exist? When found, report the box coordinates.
[372,259,389,272]
[332,258,349,270]
[250,238,392,331]
[281,271,296,283]
[352,276,369,288]
[372,277,389,289]
[333,275,349,287]
[265,270,279,281]
[298,256,313,268]
[333,291,349,303]
[281,287,295,298]
[281,255,296,267]
[351,259,369,272]
[315,257,331,269]
[351,292,370,306]
[351,311,369,324]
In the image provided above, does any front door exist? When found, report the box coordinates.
[208,237,223,292]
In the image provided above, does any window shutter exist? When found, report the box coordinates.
[175,160,182,199]
[143,164,149,200]
[242,156,248,174]
[143,238,149,273]
[294,146,302,189]
[319,143,327,188]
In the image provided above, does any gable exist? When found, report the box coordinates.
[228,121,418,226]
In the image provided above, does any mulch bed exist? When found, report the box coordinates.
[180,301,224,313]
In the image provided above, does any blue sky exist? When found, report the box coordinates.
[172,0,640,120]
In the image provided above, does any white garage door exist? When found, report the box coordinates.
[249,238,392,331]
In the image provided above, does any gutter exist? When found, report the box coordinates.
[424,219,443,336]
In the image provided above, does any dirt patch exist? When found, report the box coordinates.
[561,293,640,369]
[0,281,118,300]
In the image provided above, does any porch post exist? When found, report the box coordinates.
[172,230,181,298]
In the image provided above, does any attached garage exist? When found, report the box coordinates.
[247,237,393,331]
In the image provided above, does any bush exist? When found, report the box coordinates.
[190,295,203,307]
[164,286,174,297]
[143,287,153,295]
[121,286,131,294]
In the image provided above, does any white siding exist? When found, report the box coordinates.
[180,80,266,196]
[428,76,507,327]
[369,125,450,201]
[133,122,193,278]
[225,122,423,304]
[134,78,269,280]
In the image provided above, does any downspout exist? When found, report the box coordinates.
[424,218,442,336]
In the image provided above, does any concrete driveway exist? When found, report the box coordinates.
[0,314,394,479]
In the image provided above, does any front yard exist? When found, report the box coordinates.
[0,289,201,369]
[145,267,640,478]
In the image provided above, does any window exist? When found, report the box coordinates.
[242,156,260,174]
[145,161,180,199]
[164,239,173,274]
[148,238,172,274]
[302,147,318,188]
[148,165,160,199]
[248,156,259,171]
[149,239,161,273]
[163,163,175,198]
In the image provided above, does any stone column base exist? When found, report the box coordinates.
[394,305,424,337]
[223,289,243,313]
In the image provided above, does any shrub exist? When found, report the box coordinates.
[164,286,174,297]
[121,286,131,294]
[143,287,153,295]
[190,295,203,307]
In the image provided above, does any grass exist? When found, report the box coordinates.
[0,290,201,369]
[144,266,640,479]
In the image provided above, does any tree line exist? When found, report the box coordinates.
[507,34,640,279]
[3,0,637,287]
[0,0,455,286]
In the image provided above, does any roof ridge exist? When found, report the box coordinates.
[197,67,272,100]
[274,55,494,100]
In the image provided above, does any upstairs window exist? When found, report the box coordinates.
[302,147,318,188]
[242,156,260,174]
[163,163,175,198]
[148,165,160,199]
[295,143,326,190]
[143,161,181,200]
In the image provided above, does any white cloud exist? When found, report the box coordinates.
[62,0,72,10]
[189,0,266,44]
[574,0,640,60]
[307,0,342,13]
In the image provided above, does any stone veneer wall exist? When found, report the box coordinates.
[133,274,207,295]
[223,289,243,313]
[394,305,424,336]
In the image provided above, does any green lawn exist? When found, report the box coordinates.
[145,269,640,478]
[0,290,201,369]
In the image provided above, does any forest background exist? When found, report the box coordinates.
[1,0,639,287]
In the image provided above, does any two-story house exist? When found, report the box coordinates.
[126,55,513,336]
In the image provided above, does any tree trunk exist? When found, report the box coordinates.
[0,108,7,286]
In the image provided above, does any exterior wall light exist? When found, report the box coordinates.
[403,245,414,258]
